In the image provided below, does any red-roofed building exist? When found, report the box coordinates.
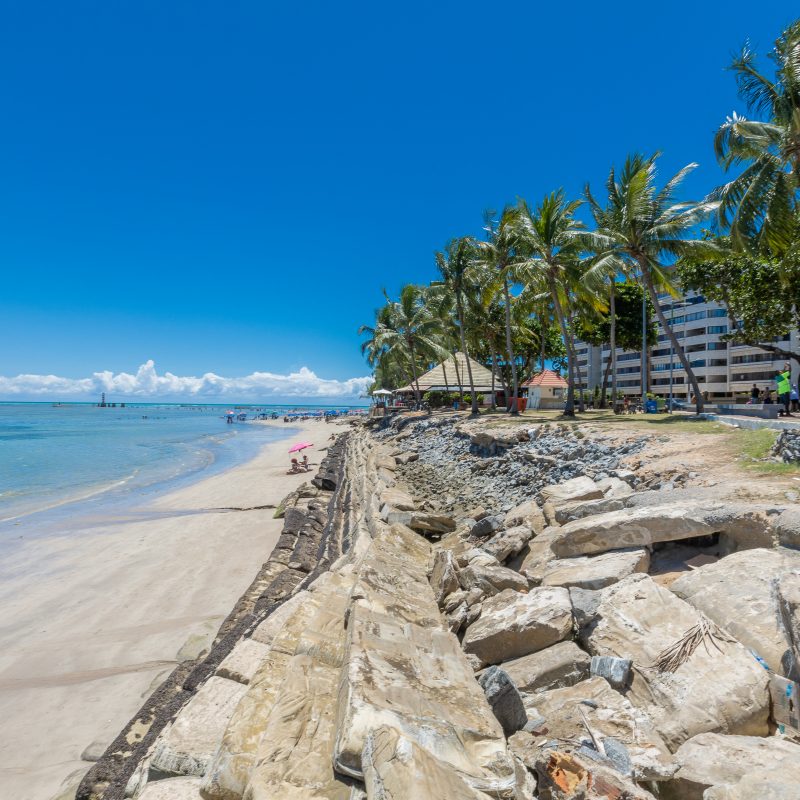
[521,369,568,408]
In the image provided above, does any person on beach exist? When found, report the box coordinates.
[301,454,310,471]
[792,384,799,413]
[750,383,760,403]
[287,458,303,474]
[776,364,792,416]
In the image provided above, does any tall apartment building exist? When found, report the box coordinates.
[574,290,800,401]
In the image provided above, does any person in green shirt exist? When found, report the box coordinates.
[776,363,792,416]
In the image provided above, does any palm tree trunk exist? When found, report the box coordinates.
[548,279,575,416]
[492,347,508,409]
[457,298,478,414]
[408,340,422,406]
[442,360,451,404]
[567,316,585,412]
[502,277,519,415]
[610,282,617,410]
[452,354,465,404]
[600,353,612,408]
[638,261,704,413]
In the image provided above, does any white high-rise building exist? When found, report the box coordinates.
[574,290,799,401]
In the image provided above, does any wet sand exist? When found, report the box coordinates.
[0,419,336,800]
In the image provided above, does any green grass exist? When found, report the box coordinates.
[736,428,778,460]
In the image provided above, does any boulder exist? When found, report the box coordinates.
[662,732,800,800]
[362,725,495,800]
[595,476,634,499]
[137,777,204,799]
[671,549,800,677]
[772,506,800,549]
[500,641,591,694]
[504,500,546,535]
[513,676,674,781]
[541,476,604,507]
[518,529,560,584]
[703,761,800,799]
[585,575,770,750]
[459,562,528,596]
[470,515,505,538]
[388,511,456,534]
[552,497,626,525]
[150,677,247,777]
[379,487,416,512]
[589,655,632,691]
[477,666,528,737]
[462,587,573,667]
[395,451,419,465]
[430,550,461,606]
[777,571,800,680]
[466,505,489,521]
[482,525,534,563]
[534,750,657,800]
[540,548,650,590]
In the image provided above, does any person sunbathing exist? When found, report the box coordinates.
[287,458,304,474]
[301,454,310,471]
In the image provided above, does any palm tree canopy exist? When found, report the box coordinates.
[711,20,800,255]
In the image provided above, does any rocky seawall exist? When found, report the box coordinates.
[82,416,800,800]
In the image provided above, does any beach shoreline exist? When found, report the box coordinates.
[0,418,337,800]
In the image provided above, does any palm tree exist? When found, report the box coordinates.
[358,285,446,406]
[711,21,800,256]
[515,192,597,416]
[586,153,718,414]
[434,238,480,414]
[475,208,524,415]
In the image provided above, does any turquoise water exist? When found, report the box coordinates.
[0,402,341,523]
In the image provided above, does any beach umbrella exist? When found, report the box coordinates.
[288,442,313,453]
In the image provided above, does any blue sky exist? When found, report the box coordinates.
[0,1,793,400]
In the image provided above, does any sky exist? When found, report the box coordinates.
[0,1,793,401]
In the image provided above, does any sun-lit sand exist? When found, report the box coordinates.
[0,418,337,800]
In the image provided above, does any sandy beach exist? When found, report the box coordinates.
[0,418,336,800]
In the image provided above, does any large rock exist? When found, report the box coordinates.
[215,638,271,685]
[483,525,534,563]
[671,548,800,677]
[477,667,528,737]
[518,529,560,584]
[386,511,456,534]
[379,487,415,511]
[500,641,590,694]
[534,750,657,800]
[504,500,546,535]
[470,515,505,538]
[552,496,626,524]
[462,587,573,667]
[430,549,460,606]
[513,676,674,780]
[362,725,495,800]
[459,562,528,596]
[662,732,800,800]
[585,575,770,750]
[777,570,800,680]
[150,677,247,777]
[540,548,650,590]
[541,476,604,507]
[333,529,516,796]
[704,761,800,799]
[137,777,204,799]
[549,503,776,558]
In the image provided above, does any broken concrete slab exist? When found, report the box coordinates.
[662,732,800,800]
[585,575,770,750]
[552,496,626,525]
[540,548,650,590]
[500,641,591,694]
[671,548,800,677]
[462,587,573,667]
[379,487,415,511]
[777,570,800,681]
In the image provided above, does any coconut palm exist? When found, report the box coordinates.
[711,21,800,256]
[474,208,525,415]
[358,284,446,405]
[434,237,481,414]
[586,153,718,414]
[514,192,599,415]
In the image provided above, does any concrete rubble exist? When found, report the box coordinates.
[80,416,800,800]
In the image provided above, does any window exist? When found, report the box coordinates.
[651,348,671,357]
[685,310,706,322]
[708,359,728,367]
[707,325,728,335]
[707,342,727,351]
[689,359,706,368]
[732,353,775,365]
[685,327,706,338]
[707,308,727,318]
[617,352,641,362]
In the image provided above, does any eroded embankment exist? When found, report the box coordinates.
[80,416,800,800]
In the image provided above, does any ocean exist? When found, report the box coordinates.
[0,402,348,525]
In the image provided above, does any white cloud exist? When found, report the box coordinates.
[0,360,372,401]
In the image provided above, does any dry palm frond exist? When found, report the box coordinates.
[651,616,737,673]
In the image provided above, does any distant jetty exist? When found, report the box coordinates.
[97,392,125,408]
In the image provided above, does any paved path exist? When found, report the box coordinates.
[702,412,800,431]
